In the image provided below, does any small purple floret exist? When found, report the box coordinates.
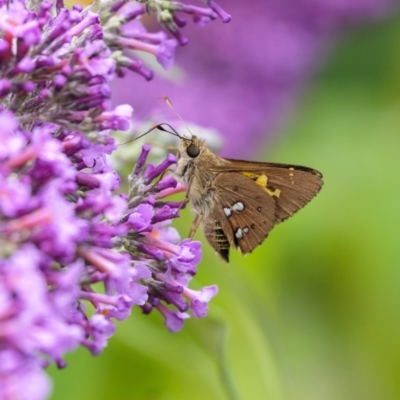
[157,304,190,333]
[143,153,177,183]
[131,144,151,177]
[184,285,218,318]
[128,203,154,232]
[156,39,178,70]
[207,0,232,23]
[168,239,202,273]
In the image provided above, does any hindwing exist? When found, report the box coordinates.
[206,173,276,257]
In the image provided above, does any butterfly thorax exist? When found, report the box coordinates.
[174,136,230,213]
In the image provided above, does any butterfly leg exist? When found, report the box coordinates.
[177,173,204,239]
[167,168,194,220]
[188,213,203,239]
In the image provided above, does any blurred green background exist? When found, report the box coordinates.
[49,13,400,400]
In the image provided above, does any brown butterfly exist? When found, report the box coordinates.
[147,122,323,262]
[171,134,323,262]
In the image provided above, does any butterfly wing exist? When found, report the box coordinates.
[212,159,323,223]
[202,172,277,259]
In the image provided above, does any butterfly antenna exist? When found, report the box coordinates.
[118,123,182,146]
[163,96,194,138]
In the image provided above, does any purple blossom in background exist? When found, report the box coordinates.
[112,0,397,158]
[0,1,226,398]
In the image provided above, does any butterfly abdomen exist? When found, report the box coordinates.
[213,223,230,262]
[203,219,230,262]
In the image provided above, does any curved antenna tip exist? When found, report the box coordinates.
[161,97,194,139]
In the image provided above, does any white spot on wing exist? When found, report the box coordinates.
[232,202,244,211]
[243,227,249,234]
[235,228,243,239]
[223,207,231,217]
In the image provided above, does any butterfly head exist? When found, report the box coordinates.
[174,135,207,183]
[179,135,205,159]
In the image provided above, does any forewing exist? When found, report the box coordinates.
[212,173,276,255]
[260,165,322,222]
[212,159,323,223]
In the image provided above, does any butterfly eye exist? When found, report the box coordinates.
[186,143,200,158]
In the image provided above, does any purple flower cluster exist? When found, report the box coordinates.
[0,1,225,398]
[0,0,131,133]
